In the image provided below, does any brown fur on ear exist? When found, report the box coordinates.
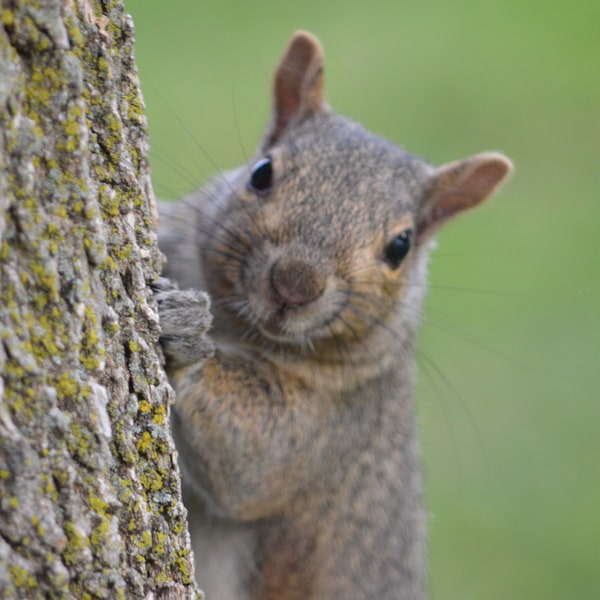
[264,31,325,148]
[417,152,513,243]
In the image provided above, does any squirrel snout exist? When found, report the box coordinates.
[269,257,326,309]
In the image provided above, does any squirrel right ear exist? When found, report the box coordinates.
[416,152,513,244]
[263,31,326,148]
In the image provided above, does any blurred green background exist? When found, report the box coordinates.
[126,1,599,598]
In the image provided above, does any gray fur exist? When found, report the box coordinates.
[156,31,512,600]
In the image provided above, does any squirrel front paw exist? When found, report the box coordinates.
[153,278,215,369]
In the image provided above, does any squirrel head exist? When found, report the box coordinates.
[198,32,512,357]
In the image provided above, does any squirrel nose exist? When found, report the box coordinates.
[270,258,326,308]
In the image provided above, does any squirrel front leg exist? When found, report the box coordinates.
[153,279,215,369]
[155,283,326,522]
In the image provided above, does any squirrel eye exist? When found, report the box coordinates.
[248,157,273,194]
[384,230,413,269]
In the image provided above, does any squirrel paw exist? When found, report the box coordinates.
[153,279,215,369]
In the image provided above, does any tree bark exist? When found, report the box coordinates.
[0,1,200,597]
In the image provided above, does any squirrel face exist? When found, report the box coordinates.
[192,32,512,356]
[200,113,432,353]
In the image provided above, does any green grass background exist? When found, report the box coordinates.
[126,1,599,598]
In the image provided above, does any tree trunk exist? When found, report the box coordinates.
[0,1,200,597]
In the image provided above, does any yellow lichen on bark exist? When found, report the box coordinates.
[0,1,200,598]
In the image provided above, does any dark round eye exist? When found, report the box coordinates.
[384,230,413,269]
[248,157,273,194]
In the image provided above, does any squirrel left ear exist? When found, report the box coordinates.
[263,31,326,148]
[416,152,513,243]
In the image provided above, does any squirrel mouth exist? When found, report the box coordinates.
[260,307,310,342]
[260,310,287,338]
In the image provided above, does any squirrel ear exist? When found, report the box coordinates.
[416,152,513,243]
[264,31,326,148]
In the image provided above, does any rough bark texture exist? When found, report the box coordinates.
[0,1,200,598]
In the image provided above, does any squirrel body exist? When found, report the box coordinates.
[156,32,512,600]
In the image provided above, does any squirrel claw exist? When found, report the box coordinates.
[151,276,179,294]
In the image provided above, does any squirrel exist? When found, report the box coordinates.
[155,31,512,600]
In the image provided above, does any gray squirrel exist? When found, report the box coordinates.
[155,31,512,600]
